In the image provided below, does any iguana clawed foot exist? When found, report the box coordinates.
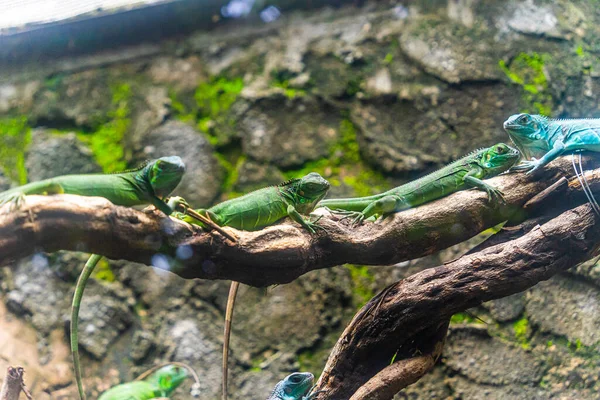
[511,157,542,175]
[0,192,26,214]
[332,209,366,226]
[483,186,505,203]
[303,386,326,400]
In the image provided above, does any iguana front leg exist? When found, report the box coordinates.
[286,204,325,233]
[463,168,504,202]
[512,140,565,175]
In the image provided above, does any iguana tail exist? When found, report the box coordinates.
[71,253,103,400]
[222,281,240,400]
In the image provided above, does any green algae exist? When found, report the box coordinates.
[77,83,131,173]
[499,52,553,116]
[0,116,31,184]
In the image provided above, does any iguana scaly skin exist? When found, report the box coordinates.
[0,156,184,214]
[98,364,188,400]
[176,173,330,400]
[504,113,600,174]
[267,372,317,400]
[53,157,187,400]
[317,143,520,224]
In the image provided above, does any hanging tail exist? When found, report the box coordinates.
[71,253,103,400]
[222,281,240,400]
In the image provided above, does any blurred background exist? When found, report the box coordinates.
[1,0,600,398]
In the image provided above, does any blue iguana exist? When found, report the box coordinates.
[503,113,600,174]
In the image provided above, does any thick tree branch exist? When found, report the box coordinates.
[0,155,598,286]
[314,203,600,399]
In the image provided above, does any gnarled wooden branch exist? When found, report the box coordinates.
[0,155,598,286]
[313,203,600,399]
[0,367,31,400]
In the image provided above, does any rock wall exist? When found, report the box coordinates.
[1,0,600,398]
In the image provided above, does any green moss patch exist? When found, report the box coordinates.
[0,116,31,184]
[499,52,553,116]
[77,83,131,173]
[195,76,244,143]
[345,264,375,308]
[282,118,387,196]
[513,316,531,349]
[92,257,116,282]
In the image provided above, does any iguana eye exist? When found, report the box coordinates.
[495,146,505,154]
[518,114,529,123]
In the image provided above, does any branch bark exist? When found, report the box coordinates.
[1,155,597,286]
[313,203,600,399]
[0,367,31,400]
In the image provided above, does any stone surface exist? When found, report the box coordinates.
[77,286,135,359]
[526,274,600,346]
[400,16,504,84]
[132,120,224,206]
[167,319,222,398]
[443,327,543,385]
[30,70,114,129]
[5,254,70,334]
[233,159,286,192]
[25,129,101,180]
[484,293,525,322]
[240,95,340,168]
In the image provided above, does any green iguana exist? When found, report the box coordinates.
[174,173,330,400]
[0,156,185,214]
[43,157,189,400]
[317,143,520,224]
[98,364,188,400]
[267,372,318,400]
[0,157,191,400]
[503,113,600,174]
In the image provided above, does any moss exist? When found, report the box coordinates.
[168,90,196,123]
[194,76,244,144]
[513,317,530,349]
[450,312,480,324]
[92,258,116,282]
[0,116,31,184]
[215,153,246,196]
[281,118,387,196]
[345,77,363,97]
[78,83,131,173]
[345,264,375,308]
[498,53,553,116]
[270,75,306,99]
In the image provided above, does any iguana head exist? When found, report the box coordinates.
[269,372,314,400]
[151,365,188,396]
[144,156,186,198]
[478,143,520,177]
[288,172,330,214]
[503,113,551,160]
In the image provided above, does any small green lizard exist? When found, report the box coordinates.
[504,113,600,174]
[174,173,330,400]
[317,143,520,224]
[267,372,318,400]
[98,364,188,400]
[0,157,191,400]
[57,157,192,400]
[0,156,184,214]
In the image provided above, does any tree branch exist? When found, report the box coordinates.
[314,203,600,399]
[1,155,597,286]
[0,367,31,400]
